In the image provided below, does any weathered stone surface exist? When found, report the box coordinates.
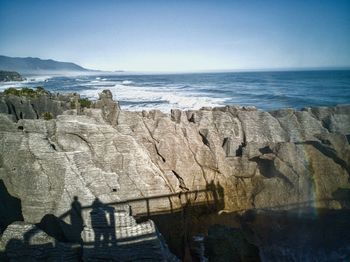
[0,222,80,261]
[0,70,24,82]
[0,91,79,120]
[93,89,120,126]
[81,203,178,261]
[0,92,349,220]
[0,89,349,260]
[0,205,178,261]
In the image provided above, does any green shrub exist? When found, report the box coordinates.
[42,112,53,120]
[4,87,20,96]
[78,98,92,108]
[35,86,49,95]
[36,86,45,92]
[20,87,37,97]
[70,101,76,109]
[3,86,49,97]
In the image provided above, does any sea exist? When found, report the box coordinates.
[1,70,349,112]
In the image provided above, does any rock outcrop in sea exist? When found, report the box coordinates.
[0,88,349,261]
[0,70,24,82]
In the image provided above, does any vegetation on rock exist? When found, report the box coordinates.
[78,98,92,108]
[3,87,49,97]
[70,101,76,109]
[42,112,53,120]
[0,70,24,82]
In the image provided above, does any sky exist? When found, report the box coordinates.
[0,0,350,72]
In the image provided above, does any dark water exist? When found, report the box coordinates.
[0,70,349,112]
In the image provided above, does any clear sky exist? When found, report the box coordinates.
[0,0,349,72]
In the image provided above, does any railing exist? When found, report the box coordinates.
[58,182,225,222]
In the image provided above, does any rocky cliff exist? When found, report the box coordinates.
[0,88,349,260]
[0,70,24,82]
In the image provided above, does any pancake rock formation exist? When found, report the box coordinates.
[0,88,349,261]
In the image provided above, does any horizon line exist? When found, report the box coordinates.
[1,54,350,74]
[117,66,350,75]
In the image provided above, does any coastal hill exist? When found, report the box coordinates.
[0,55,91,74]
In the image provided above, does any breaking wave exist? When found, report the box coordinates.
[1,70,349,112]
[80,82,227,112]
[121,80,134,85]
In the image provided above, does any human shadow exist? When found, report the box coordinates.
[0,180,24,234]
[70,196,84,243]
[90,197,116,248]
[35,196,84,244]
[1,186,226,261]
[205,180,225,212]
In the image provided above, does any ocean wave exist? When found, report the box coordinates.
[20,75,53,83]
[0,83,22,91]
[31,76,53,82]
[0,75,54,91]
[121,80,134,85]
[3,71,347,112]
[80,83,227,112]
[83,81,115,87]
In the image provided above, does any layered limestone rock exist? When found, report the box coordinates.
[0,89,349,259]
[0,89,79,120]
[0,222,80,261]
[0,90,349,220]
[81,203,178,261]
[0,204,178,261]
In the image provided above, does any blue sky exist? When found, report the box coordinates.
[0,0,349,71]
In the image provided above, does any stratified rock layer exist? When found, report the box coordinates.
[0,89,349,260]
[0,90,78,120]
[0,222,80,261]
[81,204,178,261]
[0,91,349,219]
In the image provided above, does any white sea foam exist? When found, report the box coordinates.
[0,75,53,91]
[121,80,134,85]
[28,75,52,82]
[80,82,227,112]
[0,74,228,112]
[0,82,24,91]
[83,79,116,87]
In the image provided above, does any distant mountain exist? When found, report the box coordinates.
[0,55,92,74]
